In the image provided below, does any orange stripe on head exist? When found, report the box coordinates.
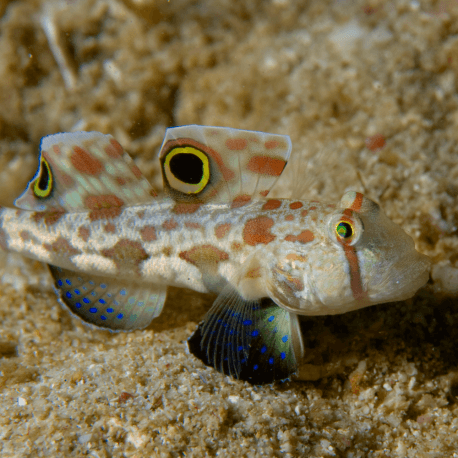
[343,245,367,302]
[341,191,367,302]
[349,192,364,212]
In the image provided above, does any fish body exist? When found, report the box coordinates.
[0,126,431,384]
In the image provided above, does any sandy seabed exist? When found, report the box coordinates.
[0,0,458,456]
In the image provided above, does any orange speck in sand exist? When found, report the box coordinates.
[365,133,386,151]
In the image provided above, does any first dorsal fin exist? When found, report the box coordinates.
[15,131,157,212]
[159,125,292,205]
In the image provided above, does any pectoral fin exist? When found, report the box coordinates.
[188,283,303,384]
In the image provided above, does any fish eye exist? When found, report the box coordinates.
[33,157,53,198]
[328,212,363,247]
[163,146,210,194]
[335,221,354,240]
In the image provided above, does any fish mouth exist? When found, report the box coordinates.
[370,252,431,304]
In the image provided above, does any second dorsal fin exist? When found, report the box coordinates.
[158,125,292,205]
[15,131,157,212]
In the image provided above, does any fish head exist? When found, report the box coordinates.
[267,192,431,315]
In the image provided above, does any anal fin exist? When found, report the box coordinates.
[49,265,167,331]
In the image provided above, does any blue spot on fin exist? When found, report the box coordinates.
[239,301,303,385]
[188,283,258,379]
[48,265,167,331]
[188,284,303,385]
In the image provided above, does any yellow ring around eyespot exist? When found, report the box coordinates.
[33,157,53,198]
[164,146,210,194]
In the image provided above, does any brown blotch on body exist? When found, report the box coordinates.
[231,195,251,209]
[285,253,307,262]
[259,190,269,197]
[137,210,145,219]
[284,230,315,244]
[140,226,157,242]
[289,202,303,210]
[32,210,66,226]
[262,199,282,211]
[19,231,31,242]
[78,226,90,242]
[215,223,231,239]
[172,203,201,214]
[116,176,127,186]
[101,239,149,270]
[162,219,178,231]
[285,214,294,221]
[162,246,172,257]
[185,222,202,229]
[44,237,81,257]
[104,223,116,233]
[179,245,229,266]
[243,216,276,246]
[301,210,308,217]
[71,146,103,175]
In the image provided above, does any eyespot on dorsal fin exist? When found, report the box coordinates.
[15,131,157,212]
[158,125,292,204]
[339,191,380,214]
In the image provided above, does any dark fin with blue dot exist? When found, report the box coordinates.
[239,299,303,385]
[188,285,303,385]
[49,265,167,331]
[188,283,258,379]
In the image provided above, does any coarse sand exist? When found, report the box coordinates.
[0,0,458,456]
